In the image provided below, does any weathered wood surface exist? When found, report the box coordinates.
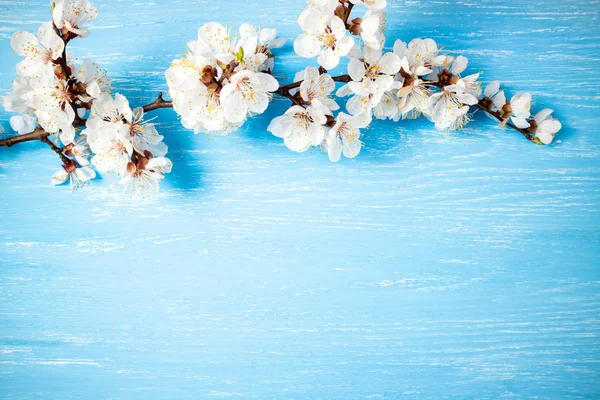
[0,0,599,398]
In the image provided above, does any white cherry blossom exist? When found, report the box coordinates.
[52,0,98,38]
[51,163,96,190]
[483,81,506,112]
[294,66,339,113]
[327,112,371,162]
[348,48,401,92]
[11,22,64,78]
[351,11,384,50]
[394,77,431,119]
[533,109,561,145]
[24,76,76,143]
[220,70,279,123]
[165,55,241,134]
[64,135,92,166]
[120,156,173,197]
[509,92,532,129]
[394,38,448,77]
[268,105,328,152]
[188,23,262,70]
[294,13,354,70]
[257,28,286,72]
[424,75,481,131]
[86,126,133,175]
[337,78,386,116]
[73,60,111,102]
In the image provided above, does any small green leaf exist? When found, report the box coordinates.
[532,137,543,146]
[234,47,244,62]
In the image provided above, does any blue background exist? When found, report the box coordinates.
[1,0,599,398]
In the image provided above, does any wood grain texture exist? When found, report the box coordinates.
[0,0,599,398]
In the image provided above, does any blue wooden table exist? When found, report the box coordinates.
[1,0,599,398]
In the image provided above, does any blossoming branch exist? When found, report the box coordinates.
[0,0,562,194]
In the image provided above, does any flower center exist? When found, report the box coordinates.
[319,29,337,49]
[293,112,313,130]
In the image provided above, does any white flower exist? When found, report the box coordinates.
[127,107,168,157]
[189,23,263,70]
[326,112,371,162]
[86,93,167,164]
[9,115,37,135]
[220,70,279,123]
[86,127,133,175]
[52,0,98,39]
[73,60,111,102]
[424,75,481,131]
[395,77,431,119]
[3,77,35,114]
[88,92,133,126]
[508,92,532,129]
[483,81,506,112]
[259,28,286,50]
[268,105,327,152]
[257,28,286,72]
[294,13,354,70]
[532,109,561,145]
[120,156,172,197]
[83,93,137,174]
[337,78,385,115]
[165,55,242,134]
[350,0,387,10]
[348,48,401,91]
[51,163,96,190]
[450,56,469,76]
[24,76,76,142]
[358,9,385,50]
[64,135,92,166]
[393,38,448,77]
[373,88,402,120]
[11,22,64,78]
[294,66,339,113]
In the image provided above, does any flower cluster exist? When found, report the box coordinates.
[268,0,562,162]
[166,23,283,135]
[2,0,172,194]
[0,0,563,193]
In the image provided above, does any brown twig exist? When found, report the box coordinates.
[40,135,70,164]
[141,92,173,112]
[0,127,49,147]
[474,103,538,143]
[343,3,354,26]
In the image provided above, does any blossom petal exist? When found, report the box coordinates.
[451,56,468,75]
[197,22,229,53]
[38,21,64,59]
[485,81,501,98]
[51,169,69,186]
[294,34,321,58]
[511,116,530,129]
[327,130,342,162]
[11,30,39,57]
[348,58,366,81]
[318,48,340,70]
[255,72,279,92]
[377,52,401,75]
